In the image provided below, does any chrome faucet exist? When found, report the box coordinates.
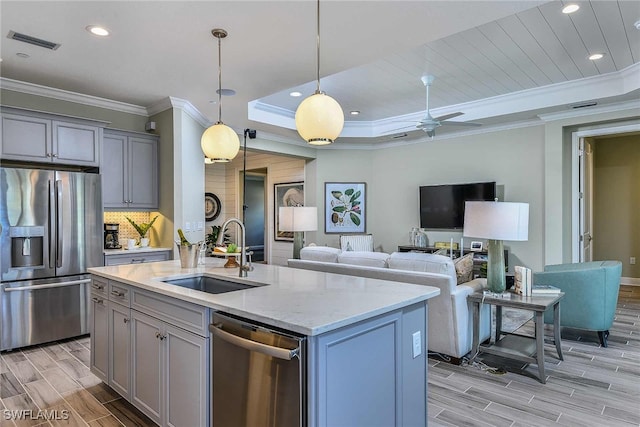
[217,218,250,277]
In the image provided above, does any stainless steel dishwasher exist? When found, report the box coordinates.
[210,312,306,427]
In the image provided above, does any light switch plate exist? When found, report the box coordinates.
[412,331,421,358]
[184,222,191,231]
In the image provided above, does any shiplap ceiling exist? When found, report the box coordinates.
[1,1,638,148]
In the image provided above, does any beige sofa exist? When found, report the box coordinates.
[288,247,490,359]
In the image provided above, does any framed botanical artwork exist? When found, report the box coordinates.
[325,182,366,234]
[274,182,304,241]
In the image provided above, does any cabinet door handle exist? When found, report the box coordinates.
[123,318,129,324]
[155,333,166,341]
[92,283,104,290]
[91,297,104,305]
[130,258,146,263]
[51,153,57,158]
[111,290,125,297]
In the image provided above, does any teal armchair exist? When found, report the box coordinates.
[533,261,622,347]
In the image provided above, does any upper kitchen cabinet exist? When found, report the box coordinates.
[103,129,158,210]
[0,107,105,167]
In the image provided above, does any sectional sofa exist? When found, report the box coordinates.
[288,247,491,360]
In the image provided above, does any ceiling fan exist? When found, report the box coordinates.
[389,75,482,138]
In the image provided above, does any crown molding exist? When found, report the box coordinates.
[0,77,149,116]
[147,96,212,129]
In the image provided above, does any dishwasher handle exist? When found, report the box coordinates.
[209,323,299,361]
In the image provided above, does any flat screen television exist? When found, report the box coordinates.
[419,182,496,229]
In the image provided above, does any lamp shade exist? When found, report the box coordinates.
[201,123,240,162]
[279,207,318,232]
[463,201,529,241]
[295,93,344,145]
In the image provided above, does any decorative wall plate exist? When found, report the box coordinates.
[205,192,221,221]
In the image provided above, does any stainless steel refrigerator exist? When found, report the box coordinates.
[0,167,102,351]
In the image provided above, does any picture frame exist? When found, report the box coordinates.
[470,241,483,251]
[325,182,366,234]
[274,182,304,241]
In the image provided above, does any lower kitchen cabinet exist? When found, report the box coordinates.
[109,302,131,399]
[90,278,209,427]
[130,309,209,427]
[104,249,172,266]
[89,291,109,383]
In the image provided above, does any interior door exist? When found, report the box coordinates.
[579,138,594,262]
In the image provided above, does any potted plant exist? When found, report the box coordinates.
[206,225,230,254]
[126,216,158,247]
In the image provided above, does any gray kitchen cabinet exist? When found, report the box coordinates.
[130,308,208,427]
[104,250,171,266]
[0,108,103,166]
[131,309,163,424]
[103,129,158,210]
[108,301,131,399]
[309,303,427,427]
[89,287,109,383]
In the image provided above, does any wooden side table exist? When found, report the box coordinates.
[468,291,564,383]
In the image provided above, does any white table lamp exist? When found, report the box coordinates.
[463,201,529,294]
[279,206,318,259]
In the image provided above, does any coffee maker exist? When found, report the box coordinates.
[104,223,121,249]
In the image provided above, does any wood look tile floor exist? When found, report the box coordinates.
[1,286,638,427]
[429,285,640,427]
[0,336,154,427]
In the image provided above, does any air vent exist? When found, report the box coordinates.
[7,31,61,50]
[571,101,597,109]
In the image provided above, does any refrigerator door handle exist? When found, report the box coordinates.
[48,179,55,269]
[55,179,63,268]
[3,278,91,292]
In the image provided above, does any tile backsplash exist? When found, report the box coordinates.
[104,212,154,240]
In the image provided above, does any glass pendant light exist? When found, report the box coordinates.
[294,0,344,145]
[201,28,239,162]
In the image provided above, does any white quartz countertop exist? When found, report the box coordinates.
[103,247,172,255]
[88,258,440,336]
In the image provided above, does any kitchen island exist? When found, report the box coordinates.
[88,258,440,427]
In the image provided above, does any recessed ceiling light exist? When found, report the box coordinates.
[350,111,360,115]
[562,4,580,14]
[16,52,30,59]
[588,53,604,60]
[86,25,109,37]
[634,20,640,30]
[289,91,302,97]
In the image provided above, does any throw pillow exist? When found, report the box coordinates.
[453,253,474,284]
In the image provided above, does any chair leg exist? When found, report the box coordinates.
[598,330,610,347]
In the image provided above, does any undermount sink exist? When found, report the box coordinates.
[162,276,255,294]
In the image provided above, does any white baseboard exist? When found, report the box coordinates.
[621,277,640,286]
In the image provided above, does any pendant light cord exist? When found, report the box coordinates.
[316,0,321,94]
[217,34,223,123]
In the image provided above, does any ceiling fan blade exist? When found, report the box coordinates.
[440,120,482,127]
[434,112,464,121]
[382,124,417,134]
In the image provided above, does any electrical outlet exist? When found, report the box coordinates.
[197,221,204,231]
[412,331,421,358]
[631,257,636,265]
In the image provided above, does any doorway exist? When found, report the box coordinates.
[241,169,267,262]
[572,124,640,262]
[572,124,640,284]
